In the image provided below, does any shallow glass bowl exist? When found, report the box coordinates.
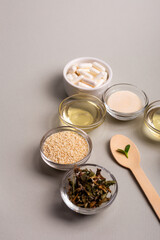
[144,100,160,139]
[60,163,118,215]
[40,126,92,171]
[59,94,106,132]
[103,83,149,121]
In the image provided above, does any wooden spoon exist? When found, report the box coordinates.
[110,134,160,220]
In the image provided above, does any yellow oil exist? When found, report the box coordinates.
[145,108,160,140]
[61,100,104,127]
[152,109,160,130]
[147,108,160,131]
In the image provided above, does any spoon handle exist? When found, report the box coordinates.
[131,166,160,220]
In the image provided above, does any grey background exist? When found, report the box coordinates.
[0,0,160,239]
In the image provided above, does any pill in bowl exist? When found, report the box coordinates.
[63,57,113,99]
[67,61,108,88]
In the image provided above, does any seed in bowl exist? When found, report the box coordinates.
[42,131,89,164]
[66,61,108,89]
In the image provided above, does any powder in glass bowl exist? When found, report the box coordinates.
[42,131,89,164]
[107,90,142,113]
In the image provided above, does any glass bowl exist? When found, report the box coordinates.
[144,100,160,140]
[40,126,92,171]
[59,94,106,132]
[103,83,149,121]
[60,164,118,215]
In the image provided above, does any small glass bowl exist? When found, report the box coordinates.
[40,126,92,171]
[60,164,118,215]
[59,94,106,132]
[103,83,149,121]
[144,100,160,140]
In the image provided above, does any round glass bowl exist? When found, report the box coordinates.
[59,94,106,132]
[103,83,149,121]
[60,164,118,215]
[40,126,92,171]
[63,57,113,99]
[144,100,160,140]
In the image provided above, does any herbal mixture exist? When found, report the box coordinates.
[68,167,116,208]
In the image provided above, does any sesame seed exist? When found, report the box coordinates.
[42,131,89,164]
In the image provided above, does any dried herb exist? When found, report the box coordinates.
[117,144,130,158]
[68,167,116,208]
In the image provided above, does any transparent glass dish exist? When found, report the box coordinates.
[103,83,149,121]
[60,164,118,215]
[59,94,106,132]
[40,126,92,171]
[144,100,160,140]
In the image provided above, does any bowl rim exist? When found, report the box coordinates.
[58,93,106,129]
[144,100,160,134]
[40,126,92,167]
[63,57,113,90]
[102,83,149,117]
[60,163,118,214]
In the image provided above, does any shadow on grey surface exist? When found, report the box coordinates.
[32,147,64,179]
[105,139,113,158]
[104,112,144,127]
[48,112,60,129]
[105,140,121,168]
[49,189,96,222]
[47,73,67,101]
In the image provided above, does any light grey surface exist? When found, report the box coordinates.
[0,0,160,239]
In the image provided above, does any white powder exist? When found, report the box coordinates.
[107,90,142,113]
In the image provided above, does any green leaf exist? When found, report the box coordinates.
[117,144,131,158]
[124,151,128,158]
[117,149,126,155]
[125,144,130,153]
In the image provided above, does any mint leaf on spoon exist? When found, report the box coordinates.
[117,144,130,158]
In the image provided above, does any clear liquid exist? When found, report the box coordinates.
[61,100,104,127]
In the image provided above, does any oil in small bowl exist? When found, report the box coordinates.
[59,94,106,131]
[144,100,160,140]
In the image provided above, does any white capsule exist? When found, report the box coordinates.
[92,62,106,72]
[96,78,106,87]
[103,71,108,80]
[68,65,77,74]
[90,67,100,76]
[72,65,77,72]
[72,75,83,84]
[76,69,93,79]
[76,69,89,74]
[76,68,89,74]
[95,71,107,81]
[82,78,97,87]
[66,73,74,81]
[72,73,78,79]
[78,81,93,89]
[95,72,104,80]
[83,72,94,79]
[78,63,92,69]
